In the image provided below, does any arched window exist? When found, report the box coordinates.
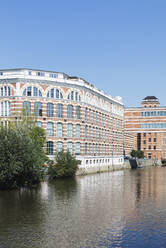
[23,101,31,116]
[67,142,73,154]
[0,101,11,116]
[47,141,54,155]
[76,142,81,155]
[67,105,73,119]
[57,123,63,137]
[34,102,42,116]
[67,91,81,102]
[56,142,63,153]
[56,104,63,118]
[47,122,54,136]
[47,103,54,117]
[67,123,73,137]
[47,88,63,99]
[0,86,11,97]
[23,86,42,97]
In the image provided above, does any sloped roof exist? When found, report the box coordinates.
[143,96,158,100]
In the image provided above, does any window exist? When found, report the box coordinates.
[47,141,54,155]
[76,142,81,155]
[67,105,73,118]
[0,86,11,97]
[23,86,42,97]
[67,123,73,137]
[84,143,87,155]
[144,133,146,137]
[149,138,151,142]
[76,106,81,119]
[85,107,88,120]
[67,91,81,101]
[34,102,42,116]
[56,142,63,153]
[49,73,57,78]
[47,88,63,99]
[47,122,54,136]
[56,104,63,118]
[148,145,151,150]
[85,125,87,138]
[36,121,42,127]
[23,101,31,115]
[0,101,11,116]
[154,138,156,142]
[144,140,146,144]
[67,142,73,154]
[57,123,63,137]
[47,103,54,117]
[36,71,45,77]
[154,146,156,150]
[76,124,80,138]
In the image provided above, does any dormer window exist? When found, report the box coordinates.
[36,72,45,77]
[49,73,57,78]
[0,72,3,76]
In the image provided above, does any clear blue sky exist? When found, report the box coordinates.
[0,0,166,107]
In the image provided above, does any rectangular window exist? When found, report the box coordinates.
[76,142,81,155]
[57,123,63,137]
[67,142,73,154]
[47,103,54,117]
[84,143,87,155]
[85,108,88,120]
[67,123,73,137]
[76,124,80,138]
[76,106,81,119]
[47,122,54,136]
[67,105,73,118]
[56,104,63,118]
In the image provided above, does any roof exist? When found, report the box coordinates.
[143,96,158,100]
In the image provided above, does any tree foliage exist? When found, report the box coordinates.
[48,150,80,179]
[0,121,47,190]
[130,149,144,159]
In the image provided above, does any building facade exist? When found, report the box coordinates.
[0,68,124,170]
[125,96,166,160]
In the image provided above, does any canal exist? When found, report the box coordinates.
[0,167,166,248]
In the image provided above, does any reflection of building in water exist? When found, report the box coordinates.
[77,171,138,241]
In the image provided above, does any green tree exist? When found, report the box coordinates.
[130,150,137,158]
[48,150,81,179]
[137,150,144,159]
[0,123,47,190]
[130,149,144,159]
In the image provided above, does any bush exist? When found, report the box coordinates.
[0,124,47,190]
[48,150,81,179]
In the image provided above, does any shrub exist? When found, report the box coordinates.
[48,150,81,179]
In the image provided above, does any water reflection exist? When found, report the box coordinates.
[0,168,166,247]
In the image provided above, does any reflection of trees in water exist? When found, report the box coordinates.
[49,177,77,201]
[0,187,45,228]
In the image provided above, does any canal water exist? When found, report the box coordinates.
[1,167,166,248]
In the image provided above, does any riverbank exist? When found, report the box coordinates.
[76,158,155,175]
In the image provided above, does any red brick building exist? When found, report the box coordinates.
[124,96,166,160]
